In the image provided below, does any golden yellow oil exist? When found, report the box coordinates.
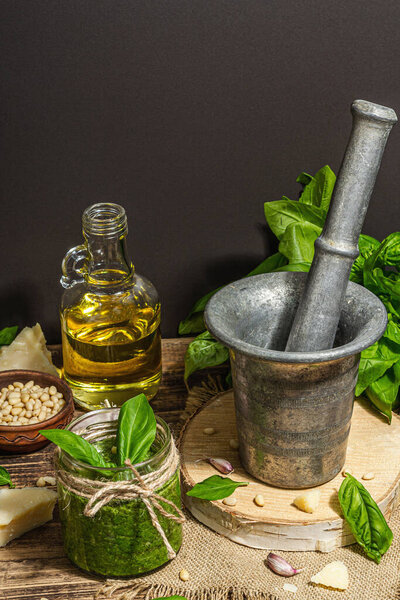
[61,291,161,410]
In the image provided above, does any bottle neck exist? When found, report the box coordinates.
[84,234,133,286]
[82,203,134,287]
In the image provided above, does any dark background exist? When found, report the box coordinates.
[1,0,400,342]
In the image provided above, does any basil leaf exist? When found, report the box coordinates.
[187,475,248,500]
[338,474,393,563]
[278,222,321,268]
[184,331,229,380]
[264,199,326,241]
[0,466,14,487]
[178,312,206,335]
[116,394,156,466]
[365,361,400,422]
[355,335,400,396]
[297,165,336,212]
[40,429,111,468]
[0,326,18,346]
[274,262,311,272]
[179,289,222,335]
[246,252,287,276]
[350,234,380,284]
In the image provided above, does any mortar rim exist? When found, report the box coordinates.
[204,272,388,364]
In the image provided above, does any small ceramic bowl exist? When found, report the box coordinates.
[0,370,74,453]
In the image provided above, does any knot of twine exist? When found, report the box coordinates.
[57,437,185,560]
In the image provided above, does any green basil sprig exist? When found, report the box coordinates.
[338,474,393,563]
[40,429,111,468]
[0,466,14,487]
[40,394,157,471]
[187,475,248,500]
[116,393,156,465]
[0,326,18,346]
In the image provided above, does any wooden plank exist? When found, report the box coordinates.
[0,338,199,600]
[181,390,400,552]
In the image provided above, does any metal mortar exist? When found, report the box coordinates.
[205,272,387,488]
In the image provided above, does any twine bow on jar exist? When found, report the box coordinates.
[56,438,185,560]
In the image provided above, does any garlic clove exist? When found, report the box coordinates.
[266,553,304,577]
[207,457,234,474]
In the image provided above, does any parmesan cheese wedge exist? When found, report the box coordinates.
[310,561,349,590]
[0,324,59,377]
[0,487,57,546]
[293,489,320,513]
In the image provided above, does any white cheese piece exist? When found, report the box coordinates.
[310,561,349,590]
[0,324,59,377]
[283,583,298,593]
[0,487,57,546]
[293,489,320,513]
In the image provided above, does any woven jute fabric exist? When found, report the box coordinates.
[96,380,400,600]
[96,509,400,600]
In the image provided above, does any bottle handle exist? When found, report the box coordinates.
[60,244,88,289]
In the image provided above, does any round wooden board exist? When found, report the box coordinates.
[180,391,400,552]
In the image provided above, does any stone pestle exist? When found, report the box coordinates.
[285,100,397,353]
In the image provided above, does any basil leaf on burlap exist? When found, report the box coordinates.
[187,475,248,500]
[338,474,393,563]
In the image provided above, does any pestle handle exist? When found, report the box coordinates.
[285,100,397,353]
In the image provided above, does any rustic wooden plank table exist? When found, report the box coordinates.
[0,338,205,600]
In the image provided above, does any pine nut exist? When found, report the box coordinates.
[203,427,215,435]
[49,386,57,395]
[362,472,375,480]
[179,569,190,582]
[25,380,34,389]
[254,494,265,507]
[36,477,46,487]
[43,476,56,486]
[222,496,237,506]
[11,407,22,416]
[13,382,24,389]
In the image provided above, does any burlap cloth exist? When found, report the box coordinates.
[96,380,400,600]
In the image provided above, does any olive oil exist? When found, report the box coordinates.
[61,293,161,409]
[60,203,162,410]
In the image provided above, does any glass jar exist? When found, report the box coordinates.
[55,409,182,577]
[60,203,161,410]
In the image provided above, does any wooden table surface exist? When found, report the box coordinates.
[0,338,203,600]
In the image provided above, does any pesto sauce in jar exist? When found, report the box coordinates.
[58,470,182,577]
[56,411,183,578]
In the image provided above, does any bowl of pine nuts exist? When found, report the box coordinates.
[0,370,74,453]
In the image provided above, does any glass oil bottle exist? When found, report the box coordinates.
[60,203,161,410]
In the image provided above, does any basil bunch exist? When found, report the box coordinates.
[41,393,157,470]
[180,166,400,422]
